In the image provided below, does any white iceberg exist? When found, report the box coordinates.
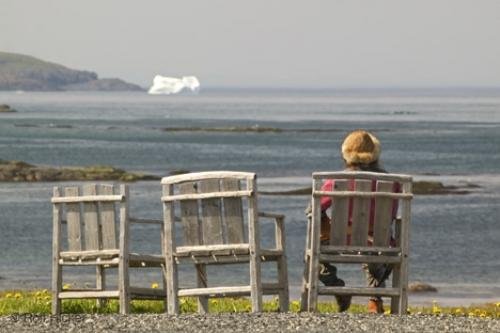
[148,75,200,95]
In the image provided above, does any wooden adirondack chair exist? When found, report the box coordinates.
[51,184,166,315]
[300,171,413,314]
[161,171,289,314]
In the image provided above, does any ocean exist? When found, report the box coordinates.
[0,89,499,306]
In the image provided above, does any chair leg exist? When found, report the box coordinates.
[277,256,289,312]
[196,264,209,313]
[118,261,130,314]
[96,266,107,308]
[391,264,401,314]
[165,257,179,314]
[300,254,310,311]
[161,264,168,312]
[399,260,409,314]
[51,263,62,315]
[249,256,263,312]
[306,253,320,312]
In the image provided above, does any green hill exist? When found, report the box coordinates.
[0,52,143,91]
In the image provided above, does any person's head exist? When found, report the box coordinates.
[341,130,384,172]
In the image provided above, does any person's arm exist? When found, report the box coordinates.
[320,179,334,212]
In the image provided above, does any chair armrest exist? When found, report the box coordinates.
[129,217,163,225]
[258,212,285,220]
[258,212,286,251]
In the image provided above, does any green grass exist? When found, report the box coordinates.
[0,290,499,318]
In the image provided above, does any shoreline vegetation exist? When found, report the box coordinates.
[0,290,498,318]
[0,159,479,195]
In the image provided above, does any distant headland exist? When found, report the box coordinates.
[0,51,144,91]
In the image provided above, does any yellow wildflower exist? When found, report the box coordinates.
[62,284,71,290]
[454,308,463,315]
[495,302,500,307]
[14,293,22,299]
[151,282,159,289]
[479,312,487,318]
[432,301,441,314]
[5,293,13,298]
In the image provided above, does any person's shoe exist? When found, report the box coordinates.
[367,299,384,314]
[330,278,351,312]
[336,294,352,312]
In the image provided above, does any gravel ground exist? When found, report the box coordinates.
[0,313,499,333]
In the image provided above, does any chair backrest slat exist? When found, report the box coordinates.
[200,179,224,245]
[179,182,201,246]
[329,180,349,246]
[65,187,82,251]
[99,184,117,249]
[350,180,372,246]
[222,178,245,244]
[373,181,395,247]
[82,184,100,250]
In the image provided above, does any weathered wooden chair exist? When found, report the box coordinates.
[161,171,289,314]
[51,184,166,315]
[300,171,413,314]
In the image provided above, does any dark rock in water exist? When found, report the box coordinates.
[14,123,38,127]
[0,160,160,182]
[260,187,312,196]
[412,181,475,195]
[408,282,438,293]
[162,126,285,133]
[161,126,346,133]
[0,104,16,112]
[169,169,190,176]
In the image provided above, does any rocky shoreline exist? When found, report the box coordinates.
[0,313,497,333]
[0,160,159,182]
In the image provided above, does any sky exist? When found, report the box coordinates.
[1,0,500,89]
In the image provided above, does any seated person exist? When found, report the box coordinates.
[305,129,399,313]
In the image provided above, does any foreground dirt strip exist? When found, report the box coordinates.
[0,313,498,333]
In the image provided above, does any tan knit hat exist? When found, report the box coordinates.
[341,130,381,165]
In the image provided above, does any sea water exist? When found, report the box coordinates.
[0,89,499,306]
